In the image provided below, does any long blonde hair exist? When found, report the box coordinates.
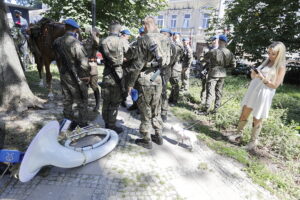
[261,41,286,82]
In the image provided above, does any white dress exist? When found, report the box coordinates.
[241,65,276,119]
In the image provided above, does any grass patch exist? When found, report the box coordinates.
[24,64,61,97]
[121,177,134,187]
[172,75,300,200]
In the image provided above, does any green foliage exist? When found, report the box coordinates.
[41,0,92,28]
[41,0,167,32]
[223,0,300,60]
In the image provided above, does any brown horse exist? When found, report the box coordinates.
[28,18,65,98]
[28,18,101,110]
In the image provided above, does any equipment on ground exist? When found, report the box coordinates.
[19,120,119,182]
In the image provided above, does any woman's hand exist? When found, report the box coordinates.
[257,70,266,79]
[250,69,264,79]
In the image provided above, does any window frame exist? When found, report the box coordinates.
[183,13,191,28]
[202,13,210,29]
[171,15,177,28]
[157,15,164,28]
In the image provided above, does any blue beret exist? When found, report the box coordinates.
[64,19,80,29]
[218,35,228,42]
[121,29,131,35]
[182,37,190,42]
[160,28,172,34]
[172,32,181,36]
[139,27,145,34]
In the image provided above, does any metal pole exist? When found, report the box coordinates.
[91,0,96,28]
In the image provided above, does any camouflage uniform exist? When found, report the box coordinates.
[204,47,236,112]
[120,37,131,102]
[128,31,171,142]
[200,48,211,105]
[161,38,177,120]
[53,32,91,125]
[11,25,29,70]
[82,29,101,111]
[100,33,129,129]
[169,41,184,104]
[181,44,193,91]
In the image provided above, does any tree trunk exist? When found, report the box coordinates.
[0,0,44,112]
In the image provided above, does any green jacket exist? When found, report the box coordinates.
[205,47,236,78]
[128,31,172,87]
[54,32,90,79]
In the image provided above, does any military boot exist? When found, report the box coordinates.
[121,100,127,108]
[151,132,163,145]
[105,124,123,134]
[246,123,262,151]
[161,114,167,122]
[128,102,138,111]
[135,138,152,149]
[93,89,100,111]
[68,121,78,131]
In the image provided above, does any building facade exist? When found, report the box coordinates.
[156,0,225,56]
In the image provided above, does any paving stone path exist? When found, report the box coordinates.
[0,105,277,200]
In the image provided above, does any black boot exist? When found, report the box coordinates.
[68,121,78,131]
[121,101,127,108]
[93,89,100,111]
[135,138,152,149]
[128,102,138,111]
[151,133,163,145]
[105,124,123,134]
[161,115,167,122]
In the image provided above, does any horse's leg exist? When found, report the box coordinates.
[45,59,53,99]
[37,57,44,87]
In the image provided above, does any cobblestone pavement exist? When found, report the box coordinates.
[0,106,278,200]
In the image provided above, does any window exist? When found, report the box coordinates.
[157,15,164,28]
[183,14,190,28]
[171,15,177,28]
[202,13,210,29]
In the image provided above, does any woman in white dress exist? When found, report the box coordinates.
[228,42,287,151]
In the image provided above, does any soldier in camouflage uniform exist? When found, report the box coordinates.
[100,22,129,134]
[120,29,131,107]
[169,32,184,105]
[12,10,30,70]
[200,36,218,106]
[53,19,91,129]
[11,23,27,70]
[160,28,177,122]
[127,17,171,149]
[82,27,101,111]
[181,37,193,92]
[200,35,236,114]
[126,27,145,111]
